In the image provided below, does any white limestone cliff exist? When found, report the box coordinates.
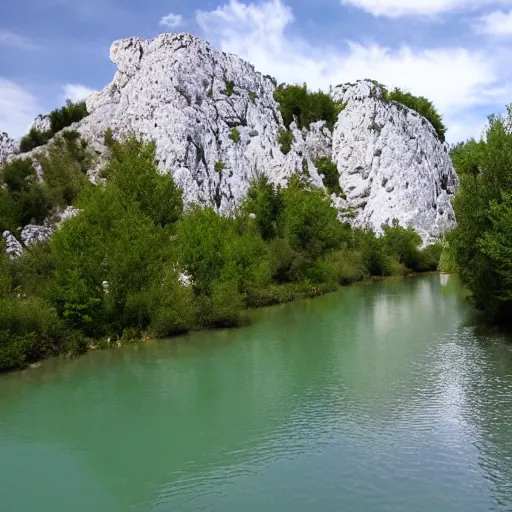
[0,132,18,166]
[331,81,457,243]
[80,33,326,213]
[1,33,458,250]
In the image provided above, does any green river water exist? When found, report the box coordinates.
[1,275,512,511]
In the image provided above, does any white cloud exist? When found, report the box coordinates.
[197,0,508,141]
[63,84,95,103]
[340,0,510,18]
[0,30,41,51]
[160,12,184,28]
[475,9,512,36]
[0,78,40,137]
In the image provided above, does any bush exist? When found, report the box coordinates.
[0,158,51,232]
[223,80,235,97]
[146,268,197,338]
[229,127,241,143]
[280,176,345,260]
[49,100,88,134]
[382,87,446,143]
[19,100,89,154]
[241,175,284,241]
[274,83,344,131]
[0,297,70,371]
[102,136,182,227]
[381,219,422,270]
[315,157,343,196]
[19,127,52,153]
[38,133,93,208]
[1,134,95,233]
[278,129,293,155]
[416,243,443,272]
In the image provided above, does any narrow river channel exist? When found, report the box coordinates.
[1,275,512,511]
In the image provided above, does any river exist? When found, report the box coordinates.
[1,275,512,511]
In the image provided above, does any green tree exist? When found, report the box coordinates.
[280,176,344,260]
[449,106,512,322]
[241,175,283,240]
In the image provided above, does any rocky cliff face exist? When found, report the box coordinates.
[1,33,458,251]
[81,33,327,213]
[332,81,457,242]
[0,132,18,166]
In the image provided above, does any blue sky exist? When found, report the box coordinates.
[2,0,512,142]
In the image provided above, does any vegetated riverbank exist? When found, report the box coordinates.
[447,106,512,324]
[0,134,443,373]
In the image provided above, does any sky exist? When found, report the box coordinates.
[1,0,512,142]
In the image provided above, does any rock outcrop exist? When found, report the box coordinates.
[20,225,54,248]
[1,33,458,246]
[332,81,457,243]
[0,132,18,166]
[2,231,23,259]
[31,114,51,133]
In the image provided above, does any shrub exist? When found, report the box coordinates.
[382,87,446,143]
[278,129,293,155]
[0,297,68,371]
[274,83,344,131]
[381,219,422,270]
[146,267,197,337]
[249,91,257,102]
[315,157,343,196]
[18,100,89,154]
[229,127,241,143]
[49,100,88,134]
[241,175,284,241]
[280,176,345,260]
[38,133,93,208]
[416,243,443,272]
[102,136,182,227]
[320,249,365,285]
[19,127,52,153]
[215,161,225,173]
[0,158,51,232]
[223,80,235,97]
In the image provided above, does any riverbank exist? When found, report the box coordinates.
[8,273,439,374]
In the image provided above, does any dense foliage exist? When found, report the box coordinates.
[0,133,94,233]
[315,158,343,196]
[19,100,89,153]
[274,84,344,131]
[0,136,441,371]
[448,106,512,323]
[382,87,446,143]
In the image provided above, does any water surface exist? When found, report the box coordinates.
[1,275,512,511]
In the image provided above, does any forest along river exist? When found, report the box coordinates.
[1,275,512,512]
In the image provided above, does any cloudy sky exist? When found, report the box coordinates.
[1,0,512,142]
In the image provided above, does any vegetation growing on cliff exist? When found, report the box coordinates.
[448,106,512,323]
[0,133,94,233]
[382,87,446,143]
[0,136,441,371]
[315,158,343,196]
[274,84,344,131]
[19,100,89,153]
